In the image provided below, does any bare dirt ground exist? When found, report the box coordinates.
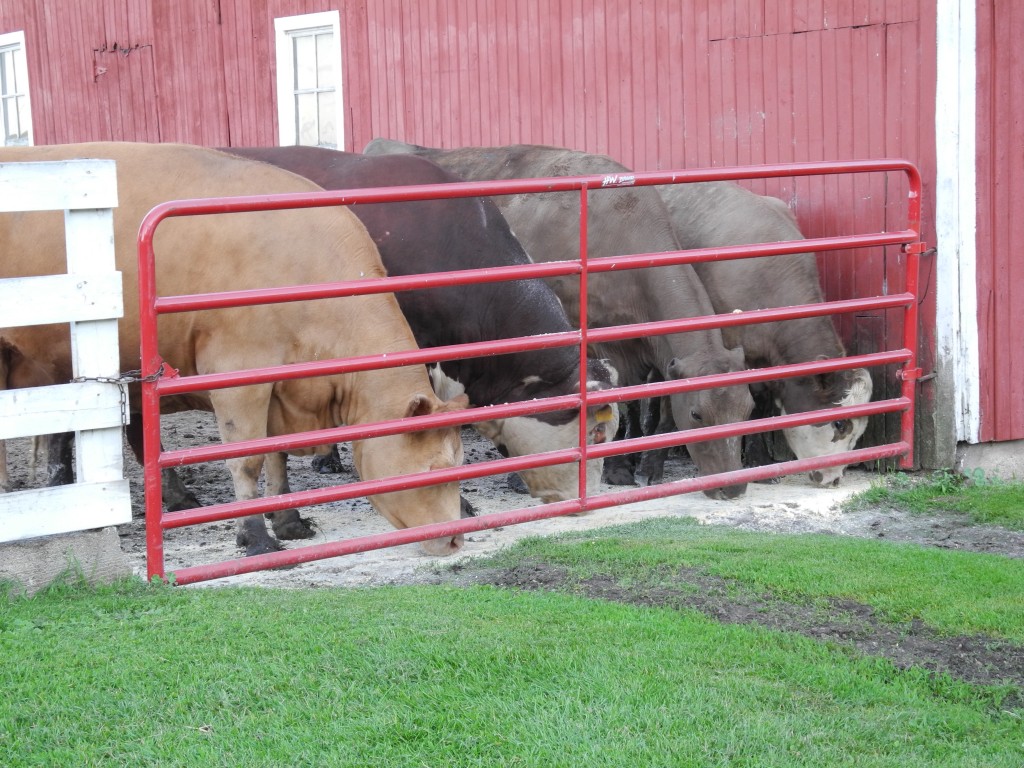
[4,410,1023,698]
[3,410,1022,590]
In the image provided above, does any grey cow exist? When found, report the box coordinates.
[365,139,754,499]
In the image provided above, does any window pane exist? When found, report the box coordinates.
[0,50,12,95]
[293,34,316,90]
[2,96,25,144]
[295,92,318,145]
[318,91,336,148]
[316,32,333,89]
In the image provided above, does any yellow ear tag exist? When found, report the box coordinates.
[594,405,614,423]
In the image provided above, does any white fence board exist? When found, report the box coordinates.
[0,272,123,327]
[0,480,131,543]
[0,159,118,212]
[0,381,125,439]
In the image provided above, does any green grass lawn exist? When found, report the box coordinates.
[843,470,1024,530]
[2,520,1022,767]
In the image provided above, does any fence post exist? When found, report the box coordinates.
[0,158,131,543]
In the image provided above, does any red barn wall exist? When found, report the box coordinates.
[975,0,1024,443]
[1,0,947,455]
[359,0,938,455]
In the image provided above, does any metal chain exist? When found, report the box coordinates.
[70,363,166,428]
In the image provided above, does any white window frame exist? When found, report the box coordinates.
[0,30,33,147]
[274,11,344,149]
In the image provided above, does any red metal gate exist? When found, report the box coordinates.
[139,160,923,585]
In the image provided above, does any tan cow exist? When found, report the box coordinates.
[0,142,467,557]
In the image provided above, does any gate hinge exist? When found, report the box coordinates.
[903,241,932,256]
[897,367,924,382]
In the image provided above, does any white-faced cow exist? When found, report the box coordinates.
[222,146,620,504]
[364,139,754,499]
[0,142,467,557]
[659,180,872,486]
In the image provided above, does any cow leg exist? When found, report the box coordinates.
[124,419,203,511]
[262,451,316,540]
[45,432,74,486]
[207,385,282,556]
[634,404,676,486]
[602,401,641,485]
[641,395,663,437]
[505,471,530,494]
[0,440,8,492]
[743,386,782,482]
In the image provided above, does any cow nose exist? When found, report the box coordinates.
[702,483,746,500]
[721,482,746,499]
[809,470,824,485]
[419,534,464,556]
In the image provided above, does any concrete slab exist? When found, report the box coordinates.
[956,439,1024,480]
[0,526,131,596]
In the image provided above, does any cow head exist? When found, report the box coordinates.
[665,347,753,499]
[777,367,872,486]
[435,360,620,503]
[354,390,468,556]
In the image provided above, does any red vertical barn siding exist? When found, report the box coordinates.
[1,0,945,451]
[976,0,1024,442]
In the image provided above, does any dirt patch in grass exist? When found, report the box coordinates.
[465,560,1024,703]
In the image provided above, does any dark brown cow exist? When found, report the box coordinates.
[223,146,619,504]
[0,142,467,556]
[364,139,754,499]
[659,180,872,486]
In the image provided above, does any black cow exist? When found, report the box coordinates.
[364,139,754,499]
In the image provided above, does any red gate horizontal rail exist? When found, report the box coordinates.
[153,231,912,315]
[158,349,909,468]
[139,158,923,584]
[159,396,909,533]
[168,442,909,586]
[154,294,913,398]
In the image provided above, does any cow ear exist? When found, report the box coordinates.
[584,357,619,387]
[666,355,694,379]
[405,394,435,419]
[846,368,873,403]
[428,364,467,401]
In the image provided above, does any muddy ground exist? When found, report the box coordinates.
[4,410,1022,586]
[4,411,1023,699]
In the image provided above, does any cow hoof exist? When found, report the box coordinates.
[311,445,344,474]
[269,511,316,540]
[236,532,285,557]
[165,491,203,512]
[460,496,477,518]
[311,455,342,474]
[505,472,530,495]
[634,474,651,487]
[602,465,638,486]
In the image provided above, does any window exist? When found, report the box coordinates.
[0,30,32,146]
[274,12,343,149]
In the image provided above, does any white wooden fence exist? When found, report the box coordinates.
[0,158,131,542]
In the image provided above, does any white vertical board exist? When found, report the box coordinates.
[935,0,980,443]
[0,158,131,543]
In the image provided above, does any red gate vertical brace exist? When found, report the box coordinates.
[137,214,164,579]
[577,182,590,503]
